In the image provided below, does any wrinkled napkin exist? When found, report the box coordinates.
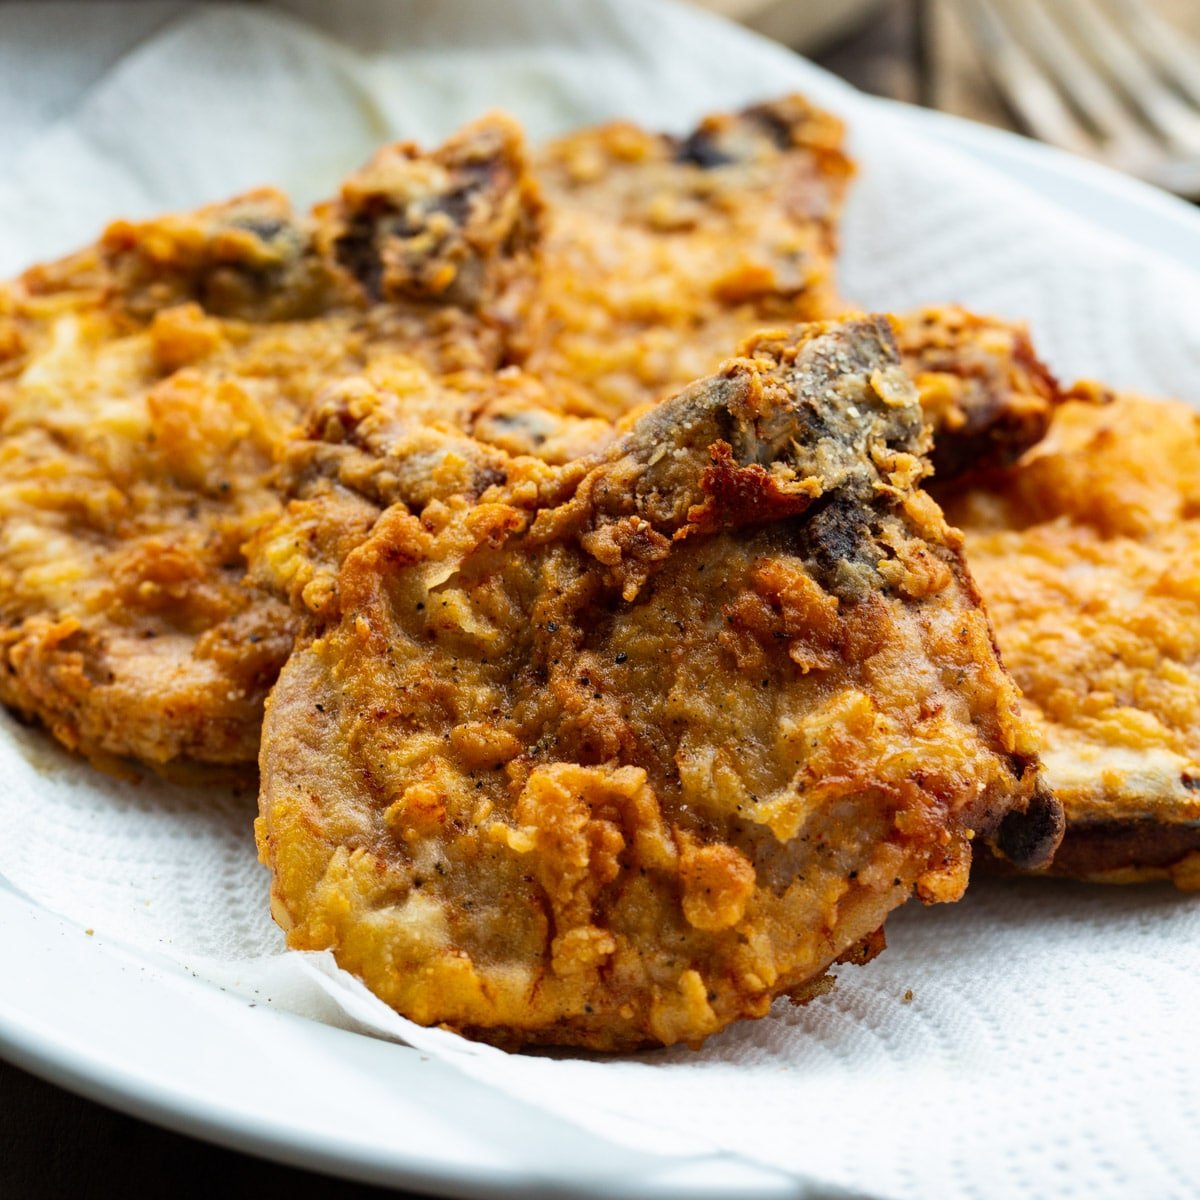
[1,3,1199,1197]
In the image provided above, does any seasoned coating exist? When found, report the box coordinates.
[943,389,1200,887]
[256,317,1052,1050]
[311,116,543,362]
[525,95,853,420]
[0,114,541,773]
[245,363,542,624]
[0,296,329,772]
[896,306,1063,483]
[0,97,857,775]
[248,305,1067,641]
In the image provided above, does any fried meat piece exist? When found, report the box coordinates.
[245,364,542,625]
[896,306,1063,483]
[525,95,853,420]
[943,389,1200,888]
[311,117,542,364]
[0,114,541,773]
[527,96,1053,473]
[255,317,1053,1050]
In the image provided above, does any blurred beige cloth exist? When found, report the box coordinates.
[931,0,1200,128]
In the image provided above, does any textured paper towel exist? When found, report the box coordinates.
[1,3,1199,1197]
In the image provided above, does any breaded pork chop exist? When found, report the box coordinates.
[0,114,541,773]
[255,317,1057,1050]
[524,95,853,421]
[943,389,1200,888]
[521,88,1059,476]
[895,305,1063,483]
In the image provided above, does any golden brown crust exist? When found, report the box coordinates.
[0,115,542,773]
[255,317,1049,1050]
[524,95,853,421]
[33,188,332,325]
[311,113,544,376]
[944,391,1200,885]
[0,97,857,775]
[895,305,1064,484]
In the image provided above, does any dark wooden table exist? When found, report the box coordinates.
[4,0,1194,1195]
[0,1062,398,1198]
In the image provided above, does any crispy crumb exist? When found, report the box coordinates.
[0,115,540,774]
[943,392,1200,886]
[255,318,1045,1050]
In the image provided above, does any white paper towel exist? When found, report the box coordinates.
[1,3,1199,1197]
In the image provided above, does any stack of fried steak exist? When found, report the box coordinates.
[0,93,1193,1052]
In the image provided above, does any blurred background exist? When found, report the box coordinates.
[698,0,1200,199]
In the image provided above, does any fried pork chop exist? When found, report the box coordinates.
[0,88,1054,780]
[255,317,1058,1050]
[0,114,541,773]
[523,95,853,421]
[524,85,1059,479]
[895,305,1063,483]
[0,93,855,775]
[943,389,1200,888]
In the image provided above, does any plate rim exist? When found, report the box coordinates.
[0,886,796,1198]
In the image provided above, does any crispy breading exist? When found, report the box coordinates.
[942,389,1200,887]
[0,114,542,773]
[0,94,1068,785]
[244,364,533,624]
[248,304,1068,639]
[524,95,853,421]
[255,317,1055,1050]
[0,96,859,775]
[895,305,1063,483]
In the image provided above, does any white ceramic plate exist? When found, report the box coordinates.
[0,883,796,1198]
[3,19,1200,1200]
